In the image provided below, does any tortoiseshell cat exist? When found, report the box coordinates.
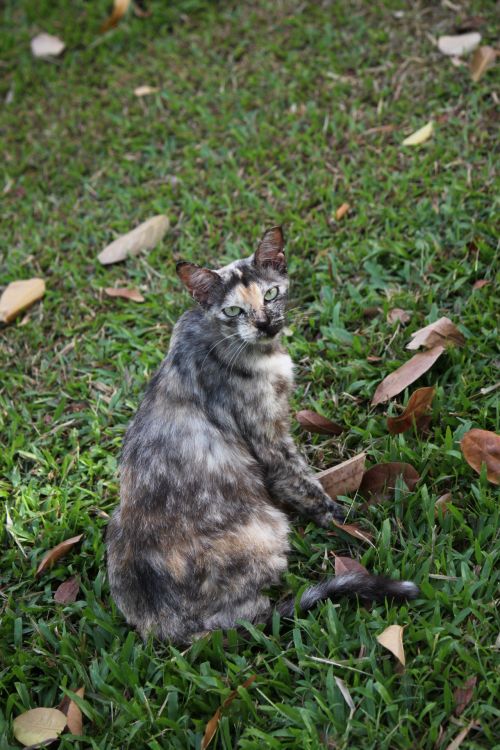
[106,227,418,642]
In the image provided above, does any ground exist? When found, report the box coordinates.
[0,1,499,748]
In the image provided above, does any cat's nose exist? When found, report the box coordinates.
[254,315,282,337]
[254,316,271,331]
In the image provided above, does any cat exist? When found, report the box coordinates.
[106,227,418,643]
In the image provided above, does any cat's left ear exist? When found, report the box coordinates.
[176,262,222,306]
[254,226,286,274]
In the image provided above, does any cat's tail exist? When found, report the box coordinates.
[273,572,419,620]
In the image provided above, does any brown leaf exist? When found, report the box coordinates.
[201,676,256,750]
[470,46,496,82]
[104,287,145,302]
[0,278,46,324]
[98,214,169,265]
[66,687,85,735]
[371,346,444,406]
[296,410,343,436]
[316,453,366,499]
[472,279,490,290]
[335,555,368,576]
[359,462,420,503]
[435,492,452,516]
[335,203,350,220]
[54,576,80,604]
[454,676,477,716]
[367,354,382,362]
[460,429,500,484]
[387,308,411,325]
[101,0,131,32]
[331,520,374,546]
[406,317,464,351]
[376,624,406,666]
[386,386,435,434]
[12,708,67,747]
[363,306,381,319]
[36,534,83,577]
[445,722,478,750]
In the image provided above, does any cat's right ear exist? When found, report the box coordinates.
[176,262,222,306]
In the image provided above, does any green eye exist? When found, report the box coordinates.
[264,286,279,301]
[223,306,243,318]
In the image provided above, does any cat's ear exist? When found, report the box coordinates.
[254,226,286,273]
[176,262,222,305]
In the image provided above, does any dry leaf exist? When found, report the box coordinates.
[104,287,145,302]
[359,462,420,503]
[36,534,83,577]
[316,453,366,499]
[363,306,381,319]
[334,676,355,714]
[0,278,46,324]
[376,624,406,666]
[402,121,433,146]
[201,676,256,750]
[472,279,490,290]
[367,354,382,362]
[101,0,131,32]
[98,215,169,265]
[335,555,368,576]
[54,576,80,604]
[134,85,159,96]
[335,203,350,220]
[331,520,374,546]
[387,308,411,325]
[371,345,444,406]
[406,317,464,350]
[435,492,452,515]
[438,32,481,57]
[12,707,67,747]
[66,687,85,735]
[470,46,496,82]
[460,429,500,484]
[296,410,343,436]
[31,33,65,58]
[386,386,435,434]
[445,722,478,750]
[454,676,477,716]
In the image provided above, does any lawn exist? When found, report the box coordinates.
[1,1,499,748]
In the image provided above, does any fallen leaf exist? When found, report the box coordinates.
[438,32,481,57]
[31,33,65,58]
[0,278,46,324]
[402,121,433,146]
[335,555,368,576]
[460,429,500,484]
[435,492,452,515]
[331,520,374,546]
[445,722,478,750]
[371,346,444,406]
[98,214,169,265]
[376,624,405,666]
[406,317,464,350]
[359,462,420,503]
[470,46,496,82]
[104,287,145,302]
[66,687,85,735]
[12,708,67,747]
[335,203,350,220]
[334,676,355,714]
[316,453,366,499]
[36,534,83,577]
[363,306,381,319]
[472,279,490,290]
[134,85,159,96]
[367,354,383,362]
[387,308,411,325]
[296,409,343,436]
[54,576,80,604]
[386,386,435,434]
[454,676,477,716]
[101,0,131,32]
[201,675,256,750]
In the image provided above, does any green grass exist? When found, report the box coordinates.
[1,1,499,748]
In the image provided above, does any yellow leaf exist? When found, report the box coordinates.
[101,0,131,32]
[376,624,406,666]
[0,278,45,324]
[134,85,160,96]
[402,121,434,146]
[13,707,67,746]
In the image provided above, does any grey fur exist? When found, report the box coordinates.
[106,227,418,643]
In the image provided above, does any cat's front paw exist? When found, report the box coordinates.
[314,500,346,527]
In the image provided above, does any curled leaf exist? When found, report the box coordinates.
[13,708,67,747]
[438,32,481,57]
[0,278,45,324]
[335,555,368,576]
[296,409,343,436]
[402,121,433,146]
[371,346,444,406]
[201,676,256,750]
[66,687,85,735]
[104,287,145,302]
[101,0,131,32]
[317,453,366,499]
[435,492,452,516]
[98,215,169,265]
[472,279,490,290]
[460,429,500,484]
[406,316,464,350]
[331,520,374,546]
[36,534,83,577]
[335,203,350,220]
[376,624,406,666]
[386,386,435,434]
[54,576,80,604]
[470,46,496,82]
[387,308,411,325]
[359,462,420,503]
[31,33,65,58]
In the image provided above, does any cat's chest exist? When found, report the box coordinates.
[250,351,294,420]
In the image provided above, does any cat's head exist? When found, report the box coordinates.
[176,227,288,345]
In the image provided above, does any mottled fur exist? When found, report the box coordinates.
[106,227,418,643]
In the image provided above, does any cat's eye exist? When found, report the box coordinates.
[264,286,279,302]
[223,306,243,318]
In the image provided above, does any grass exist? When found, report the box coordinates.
[1,0,499,748]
